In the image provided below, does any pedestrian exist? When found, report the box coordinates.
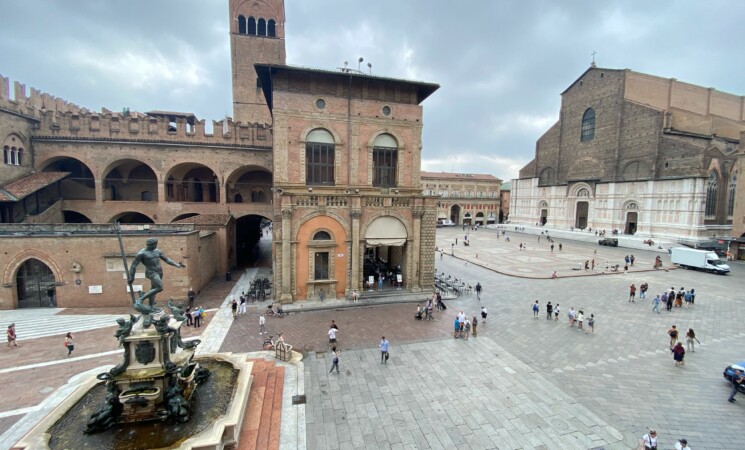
[463,318,471,340]
[188,287,196,308]
[329,347,340,374]
[672,341,685,366]
[577,310,584,331]
[586,314,595,334]
[328,325,338,348]
[436,292,444,311]
[239,295,247,314]
[591,259,595,271]
[684,290,692,309]
[640,430,658,450]
[640,283,648,300]
[728,368,743,403]
[453,316,461,338]
[559,243,562,251]
[472,315,478,336]
[6,323,19,347]
[231,298,238,318]
[379,336,389,364]
[475,282,482,300]
[666,292,673,311]
[554,304,560,321]
[259,313,266,335]
[551,271,558,279]
[630,254,635,266]
[319,288,326,301]
[675,438,691,450]
[568,307,576,327]
[480,306,487,324]
[629,283,636,302]
[64,332,74,356]
[651,295,661,314]
[690,288,696,305]
[685,328,698,352]
[668,325,678,348]
[377,275,384,291]
[532,301,539,319]
[550,243,554,252]
[185,306,193,326]
[192,308,201,328]
[546,302,553,320]
[625,255,630,265]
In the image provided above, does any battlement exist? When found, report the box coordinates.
[0,74,273,148]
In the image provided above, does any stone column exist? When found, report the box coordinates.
[411,207,424,292]
[350,209,362,292]
[280,208,293,303]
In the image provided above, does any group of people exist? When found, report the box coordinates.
[184,305,206,327]
[453,308,487,340]
[415,293,446,320]
[532,302,596,334]
[640,430,692,450]
[649,287,696,313]
[667,325,698,364]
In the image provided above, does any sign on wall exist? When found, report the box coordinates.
[88,285,103,294]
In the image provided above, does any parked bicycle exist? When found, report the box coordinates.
[265,304,285,318]
[262,333,285,351]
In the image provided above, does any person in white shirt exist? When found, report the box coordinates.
[328,326,337,346]
[675,438,691,450]
[259,314,266,335]
[641,430,657,450]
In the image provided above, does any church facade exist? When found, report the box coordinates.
[510,66,743,245]
[0,0,439,308]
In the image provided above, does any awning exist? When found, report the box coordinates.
[365,216,407,247]
[437,212,447,219]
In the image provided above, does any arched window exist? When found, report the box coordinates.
[705,172,718,217]
[538,167,554,185]
[313,231,331,240]
[581,108,595,142]
[306,129,335,185]
[251,189,266,203]
[248,17,256,35]
[728,174,737,217]
[373,133,398,188]
[577,188,590,197]
[268,19,276,37]
[258,18,266,36]
[238,15,246,34]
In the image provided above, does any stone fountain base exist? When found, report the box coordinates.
[12,353,253,450]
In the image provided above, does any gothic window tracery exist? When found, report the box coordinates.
[581,108,595,142]
[705,172,718,217]
[728,174,737,217]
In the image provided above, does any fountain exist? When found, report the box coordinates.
[13,230,255,450]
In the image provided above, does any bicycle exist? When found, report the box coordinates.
[266,304,285,318]
[263,335,277,350]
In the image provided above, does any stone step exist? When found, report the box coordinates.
[234,359,284,450]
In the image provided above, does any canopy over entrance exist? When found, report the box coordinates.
[365,216,407,247]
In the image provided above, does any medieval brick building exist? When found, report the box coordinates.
[0,0,440,308]
[510,66,744,246]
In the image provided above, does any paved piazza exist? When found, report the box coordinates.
[1,227,743,449]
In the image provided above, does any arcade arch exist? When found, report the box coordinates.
[165,163,219,203]
[102,159,158,201]
[109,211,154,224]
[226,166,272,204]
[63,210,92,223]
[40,157,95,200]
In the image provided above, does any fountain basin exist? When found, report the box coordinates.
[13,354,253,450]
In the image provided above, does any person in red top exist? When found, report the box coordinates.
[6,323,19,348]
[672,341,686,366]
[629,284,637,302]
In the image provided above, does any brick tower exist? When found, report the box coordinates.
[229,0,286,125]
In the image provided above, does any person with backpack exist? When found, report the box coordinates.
[668,325,679,348]
[532,301,540,319]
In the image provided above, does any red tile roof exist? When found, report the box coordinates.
[172,214,232,226]
[0,172,70,201]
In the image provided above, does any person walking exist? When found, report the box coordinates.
[185,306,193,326]
[6,323,19,347]
[586,314,595,334]
[630,254,635,266]
[554,304,560,321]
[454,316,461,339]
[188,287,196,308]
[577,310,584,331]
[668,325,678,348]
[728,368,743,403]
[328,325,338,348]
[259,313,266,335]
[686,329,698,352]
[675,438,691,450]
[239,295,247,314]
[641,430,658,450]
[231,298,238,319]
[546,302,553,320]
[532,301,539,319]
[329,347,340,374]
[666,292,674,311]
[672,341,686,366]
[475,282,482,301]
[629,284,636,302]
[463,318,471,340]
[568,307,576,327]
[379,336,389,364]
[480,306,487,324]
[640,283,648,300]
[684,290,692,309]
[192,308,201,328]
[652,295,661,314]
[471,315,478,337]
[64,332,74,356]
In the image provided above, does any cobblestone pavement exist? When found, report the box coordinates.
[1,228,743,450]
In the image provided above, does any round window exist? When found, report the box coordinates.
[382,105,391,116]
[315,98,326,110]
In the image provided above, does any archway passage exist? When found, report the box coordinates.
[540,209,548,226]
[110,212,154,224]
[165,163,219,203]
[63,210,92,223]
[226,167,272,204]
[363,216,408,291]
[42,157,95,200]
[625,212,638,235]
[575,201,589,229]
[450,205,460,224]
[16,258,56,308]
[236,215,272,267]
[103,160,158,201]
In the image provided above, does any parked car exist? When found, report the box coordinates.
[437,219,455,227]
[723,361,745,393]
[598,238,618,247]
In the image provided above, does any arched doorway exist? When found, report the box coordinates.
[575,202,589,229]
[450,205,460,224]
[16,258,56,308]
[463,212,472,226]
[475,212,485,225]
[539,201,549,226]
[236,215,272,267]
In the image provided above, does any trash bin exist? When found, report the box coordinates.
[225,272,232,281]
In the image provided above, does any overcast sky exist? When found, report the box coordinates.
[3,1,744,181]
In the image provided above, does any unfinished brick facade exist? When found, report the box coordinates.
[511,66,744,244]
